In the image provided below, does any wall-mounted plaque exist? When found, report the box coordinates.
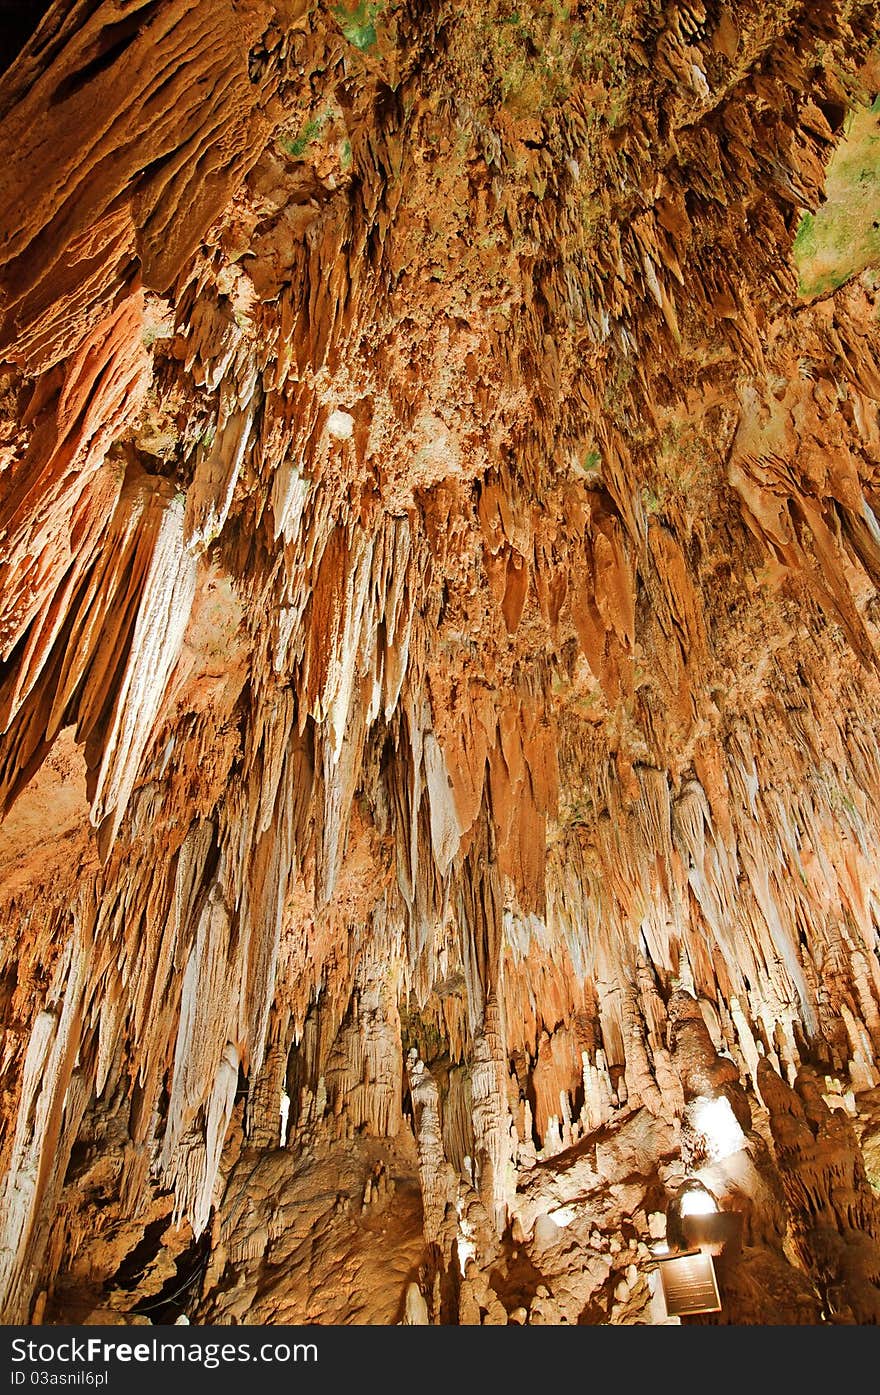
[657,1250,722,1317]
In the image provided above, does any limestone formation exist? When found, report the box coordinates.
[0,0,879,1326]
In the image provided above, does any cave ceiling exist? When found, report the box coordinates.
[1,0,880,1327]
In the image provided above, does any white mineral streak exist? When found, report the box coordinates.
[672,779,745,982]
[95,983,124,1098]
[319,686,368,900]
[402,695,427,913]
[184,401,254,552]
[730,994,762,1090]
[423,732,463,875]
[326,540,373,762]
[743,852,815,1033]
[581,1049,614,1133]
[161,881,239,1234]
[470,996,515,1236]
[237,712,298,1077]
[378,518,415,720]
[0,927,89,1320]
[198,1043,240,1235]
[401,1282,430,1324]
[90,494,197,845]
[271,456,310,543]
[125,820,215,1127]
[238,823,285,1082]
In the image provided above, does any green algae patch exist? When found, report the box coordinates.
[332,1,381,51]
[794,97,880,300]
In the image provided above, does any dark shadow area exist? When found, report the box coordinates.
[0,1,55,74]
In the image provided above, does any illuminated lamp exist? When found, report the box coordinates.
[679,1180,719,1217]
[671,1180,743,1257]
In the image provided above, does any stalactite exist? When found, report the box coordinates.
[0,0,879,1327]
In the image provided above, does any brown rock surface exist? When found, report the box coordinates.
[0,0,879,1325]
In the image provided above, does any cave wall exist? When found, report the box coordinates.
[1,0,880,1324]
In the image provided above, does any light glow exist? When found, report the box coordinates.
[456,1234,476,1272]
[279,1089,290,1148]
[691,1094,745,1161]
[679,1187,718,1218]
[456,1197,476,1274]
